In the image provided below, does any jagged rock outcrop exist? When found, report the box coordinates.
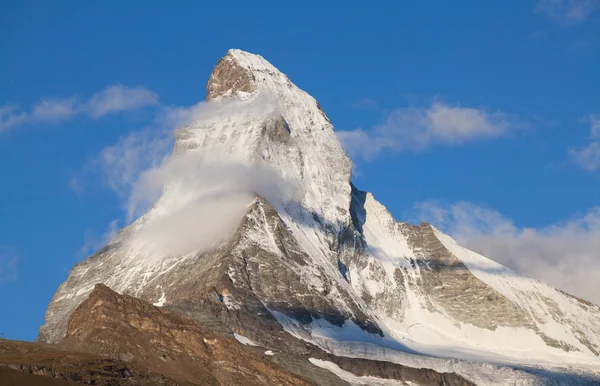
[38,49,600,385]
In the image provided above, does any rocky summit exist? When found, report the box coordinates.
[28,49,600,385]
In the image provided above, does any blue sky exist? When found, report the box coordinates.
[1,0,599,341]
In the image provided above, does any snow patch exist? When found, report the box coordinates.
[221,293,241,310]
[152,292,166,307]
[234,333,258,346]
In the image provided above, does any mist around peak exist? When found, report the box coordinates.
[114,91,302,260]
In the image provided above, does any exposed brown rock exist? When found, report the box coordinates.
[0,338,178,385]
[206,53,256,100]
[59,284,313,386]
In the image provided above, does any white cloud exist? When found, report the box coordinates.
[415,201,600,305]
[93,92,282,203]
[0,85,158,132]
[536,0,600,22]
[84,92,299,259]
[87,85,159,119]
[569,114,600,171]
[570,142,600,171]
[125,149,298,259]
[336,129,392,160]
[337,102,516,160]
[0,247,18,283]
[98,127,173,198]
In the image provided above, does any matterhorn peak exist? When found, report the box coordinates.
[206,49,290,100]
[38,49,600,385]
[206,49,258,99]
[183,49,354,229]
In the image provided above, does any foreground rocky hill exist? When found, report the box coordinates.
[2,284,474,385]
[34,49,600,385]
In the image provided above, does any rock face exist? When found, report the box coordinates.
[38,49,600,384]
[59,284,312,386]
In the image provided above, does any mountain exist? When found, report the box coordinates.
[37,49,600,385]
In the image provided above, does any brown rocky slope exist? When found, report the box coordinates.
[58,284,314,386]
[1,284,474,385]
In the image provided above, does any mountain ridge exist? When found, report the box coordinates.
[37,49,600,385]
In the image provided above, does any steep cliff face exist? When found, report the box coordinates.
[39,49,600,384]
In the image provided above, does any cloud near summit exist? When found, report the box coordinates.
[337,101,518,160]
[87,92,300,259]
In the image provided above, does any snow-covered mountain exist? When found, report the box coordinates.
[39,49,600,384]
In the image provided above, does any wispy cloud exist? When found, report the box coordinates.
[125,148,298,259]
[97,127,173,199]
[337,101,518,160]
[90,92,283,211]
[31,97,79,121]
[569,114,600,171]
[415,201,600,305]
[0,85,159,132]
[0,247,18,284]
[76,91,300,259]
[570,142,600,171]
[87,85,159,119]
[67,88,199,199]
[535,0,600,23]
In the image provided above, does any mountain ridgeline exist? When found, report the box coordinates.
[35,50,600,385]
